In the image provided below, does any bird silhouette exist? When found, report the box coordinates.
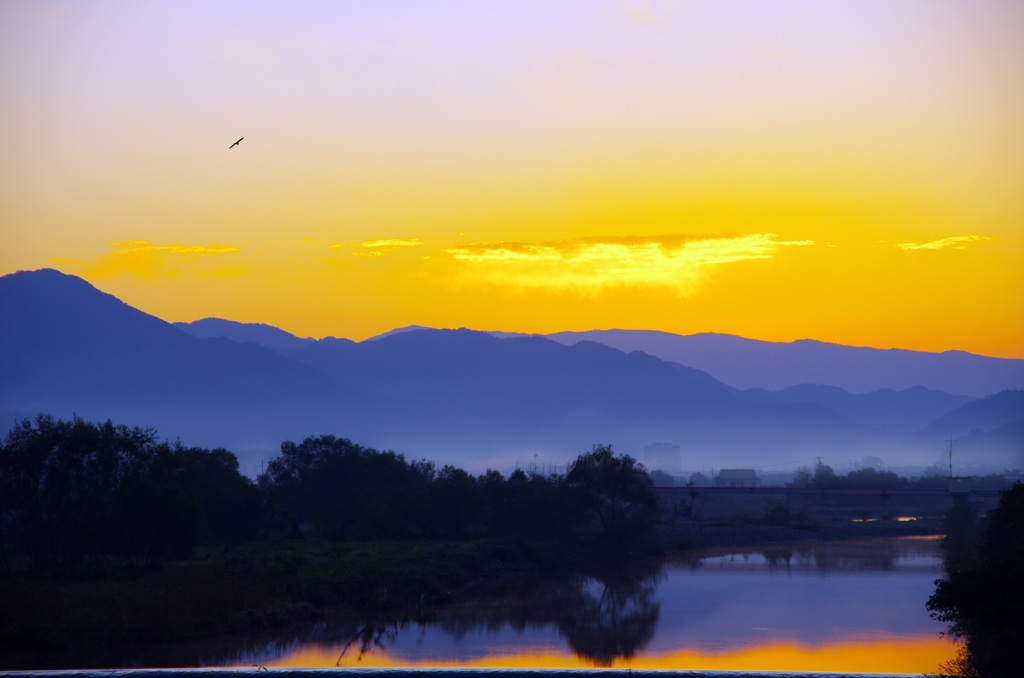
[229,137,244,149]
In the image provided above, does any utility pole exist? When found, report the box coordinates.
[947,436,956,478]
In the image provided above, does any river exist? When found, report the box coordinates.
[9,536,957,674]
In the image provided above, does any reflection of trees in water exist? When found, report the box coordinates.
[760,547,793,572]
[669,538,932,575]
[333,621,402,665]
[556,563,663,665]
[332,561,664,667]
[805,541,899,572]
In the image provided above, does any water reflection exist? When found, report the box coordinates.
[672,536,940,574]
[557,565,662,665]
[250,537,949,672]
[5,538,951,672]
[327,560,664,667]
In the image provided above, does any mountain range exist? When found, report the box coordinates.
[2,269,1021,476]
[541,330,1024,398]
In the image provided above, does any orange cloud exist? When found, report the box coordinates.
[81,240,243,279]
[330,238,425,251]
[896,235,992,251]
[442,233,813,294]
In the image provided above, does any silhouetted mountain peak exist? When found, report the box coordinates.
[1,268,186,353]
[176,317,315,353]
[0,269,359,463]
[365,325,436,341]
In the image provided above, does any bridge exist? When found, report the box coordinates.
[654,485,1002,498]
[653,483,1002,519]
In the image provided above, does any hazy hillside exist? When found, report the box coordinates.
[176,318,984,434]
[543,330,1024,397]
[5,270,1022,474]
[0,270,371,464]
[954,418,1024,469]
[174,316,1022,470]
[740,384,975,432]
[201,325,867,469]
[921,390,1024,438]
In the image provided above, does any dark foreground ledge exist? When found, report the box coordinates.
[0,669,935,678]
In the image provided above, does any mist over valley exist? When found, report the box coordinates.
[3,268,1021,477]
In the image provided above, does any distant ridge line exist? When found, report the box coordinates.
[5,270,1022,471]
[168,316,1024,396]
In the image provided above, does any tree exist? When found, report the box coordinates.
[841,467,903,489]
[927,483,1024,677]
[563,445,660,556]
[812,461,837,488]
[111,442,206,567]
[0,415,159,572]
[110,442,261,566]
[0,415,264,573]
[426,465,484,537]
[260,434,435,540]
[789,466,813,488]
[172,445,263,543]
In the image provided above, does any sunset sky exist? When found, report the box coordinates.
[2,1,1022,357]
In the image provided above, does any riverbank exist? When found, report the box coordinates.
[0,518,943,664]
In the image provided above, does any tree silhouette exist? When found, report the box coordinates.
[563,444,660,556]
[0,415,158,572]
[928,483,1024,677]
[0,415,263,573]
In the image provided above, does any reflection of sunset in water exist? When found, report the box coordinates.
[206,538,953,675]
[263,634,954,673]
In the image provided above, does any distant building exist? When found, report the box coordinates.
[715,469,759,487]
[645,442,681,473]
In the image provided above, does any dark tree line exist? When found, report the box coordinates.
[927,482,1024,677]
[259,435,658,553]
[789,463,906,489]
[1,416,659,575]
[0,415,262,574]
[787,463,1012,492]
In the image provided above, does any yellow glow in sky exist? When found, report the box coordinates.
[443,234,814,294]
[2,1,1022,356]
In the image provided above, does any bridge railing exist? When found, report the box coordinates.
[653,485,1001,497]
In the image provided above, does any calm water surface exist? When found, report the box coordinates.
[18,537,958,674]
[235,536,956,674]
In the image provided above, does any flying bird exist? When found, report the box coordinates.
[229,137,243,149]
